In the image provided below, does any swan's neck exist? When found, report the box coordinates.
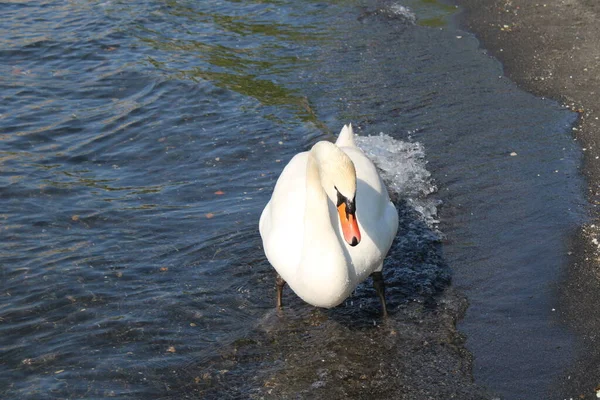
[304,153,332,230]
[297,153,350,303]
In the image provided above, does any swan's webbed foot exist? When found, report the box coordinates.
[371,271,388,317]
[276,273,286,309]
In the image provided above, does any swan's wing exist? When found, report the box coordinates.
[259,152,308,277]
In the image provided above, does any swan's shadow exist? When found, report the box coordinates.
[172,192,454,399]
[235,197,457,398]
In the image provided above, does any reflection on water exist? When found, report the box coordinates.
[2,1,321,397]
[1,0,464,397]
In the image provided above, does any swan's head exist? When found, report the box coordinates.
[310,141,361,247]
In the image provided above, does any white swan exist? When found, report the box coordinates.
[259,124,399,315]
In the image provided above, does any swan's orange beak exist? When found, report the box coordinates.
[337,202,361,247]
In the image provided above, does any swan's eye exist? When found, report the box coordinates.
[335,188,357,219]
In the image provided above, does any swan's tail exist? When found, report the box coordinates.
[335,124,356,148]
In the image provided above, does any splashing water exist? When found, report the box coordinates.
[356,133,440,226]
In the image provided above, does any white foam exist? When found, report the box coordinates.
[387,4,417,24]
[355,133,439,225]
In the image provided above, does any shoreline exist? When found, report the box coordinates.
[453,0,600,397]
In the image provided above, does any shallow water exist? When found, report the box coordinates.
[0,0,586,399]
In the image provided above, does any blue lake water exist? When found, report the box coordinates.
[0,0,587,399]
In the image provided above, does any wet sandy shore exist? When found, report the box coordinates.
[454,0,600,397]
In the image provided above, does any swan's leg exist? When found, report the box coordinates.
[276,273,286,309]
[371,271,388,317]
